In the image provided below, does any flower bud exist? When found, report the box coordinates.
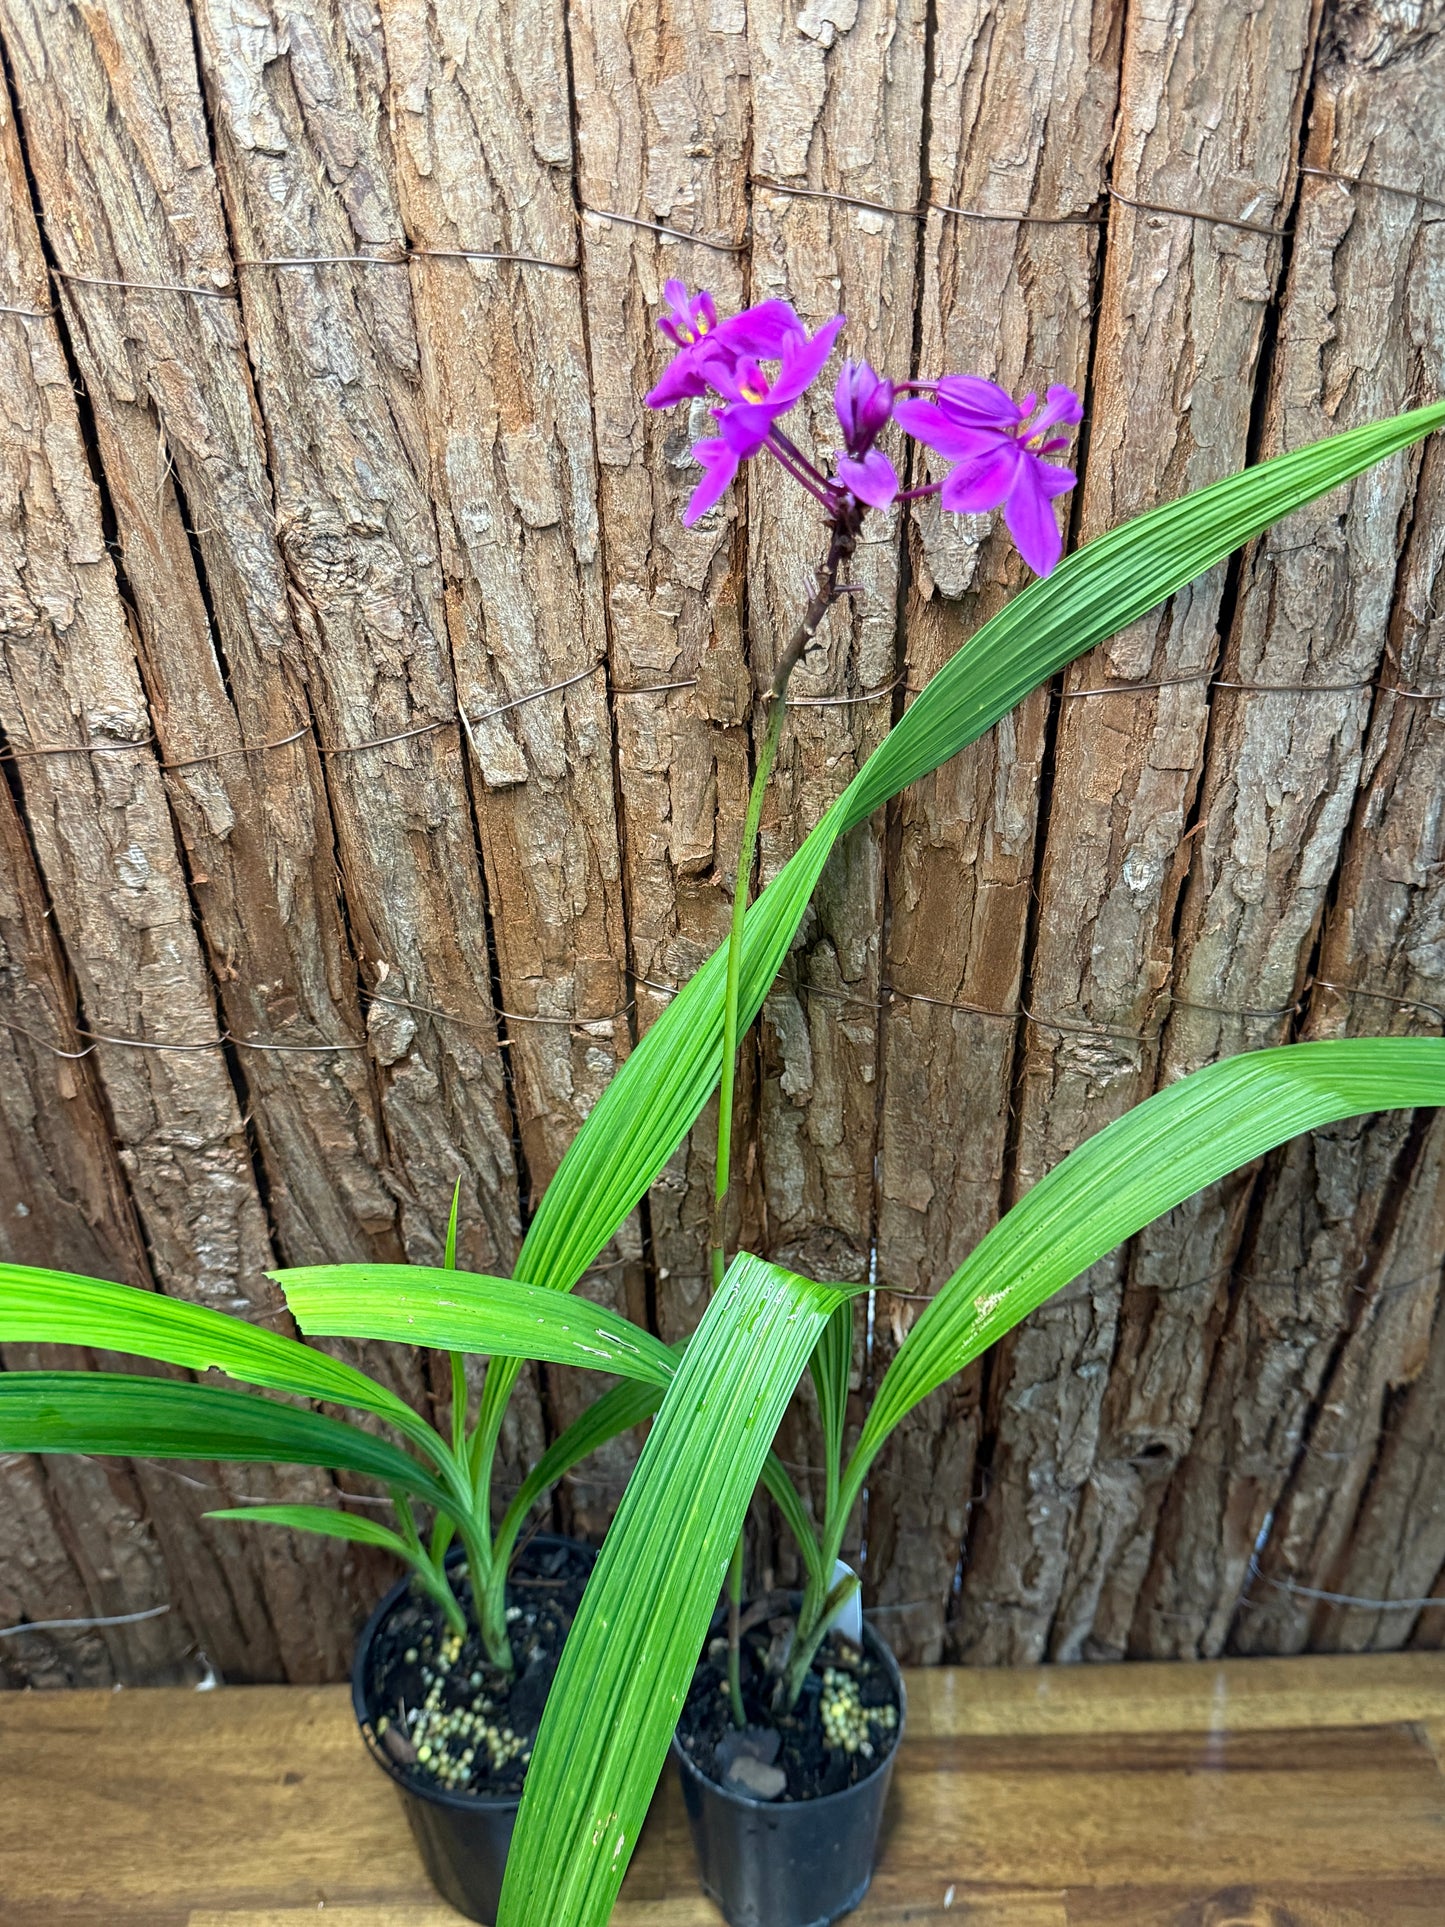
[834,360,894,455]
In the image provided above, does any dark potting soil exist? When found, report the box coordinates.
[675,1609,901,1804]
[360,1537,593,1802]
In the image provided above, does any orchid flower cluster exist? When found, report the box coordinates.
[646,279,1083,577]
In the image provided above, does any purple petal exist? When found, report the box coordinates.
[1002,459,1065,575]
[683,438,740,526]
[894,397,1000,462]
[767,315,845,406]
[1029,453,1077,501]
[835,359,893,451]
[706,354,764,404]
[1025,384,1083,440]
[645,354,710,409]
[714,400,780,456]
[658,279,716,348]
[836,449,899,510]
[934,374,1022,429]
[938,440,1023,515]
[712,298,805,360]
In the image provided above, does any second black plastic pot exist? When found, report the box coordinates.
[671,1618,906,1927]
[350,1533,593,1925]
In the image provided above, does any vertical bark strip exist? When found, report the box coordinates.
[0,0,404,1277]
[1128,0,1445,1661]
[566,0,756,1343]
[375,0,641,1506]
[0,771,199,1686]
[955,0,1323,1667]
[0,1452,113,1690]
[377,0,629,1198]
[745,0,927,1290]
[1276,407,1445,1656]
[867,0,1122,1662]
[0,12,381,1680]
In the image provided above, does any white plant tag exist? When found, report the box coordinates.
[823,1557,863,1644]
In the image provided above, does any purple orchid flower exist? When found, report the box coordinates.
[895,377,1082,575]
[658,279,718,349]
[645,282,847,522]
[835,449,900,510]
[833,360,899,510]
[645,282,817,409]
[649,292,844,526]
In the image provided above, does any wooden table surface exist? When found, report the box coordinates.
[2,1654,1444,1925]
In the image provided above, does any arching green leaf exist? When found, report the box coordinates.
[278,1265,676,1386]
[499,1253,844,1927]
[518,404,1445,1299]
[0,1373,452,1509]
[0,1263,438,1462]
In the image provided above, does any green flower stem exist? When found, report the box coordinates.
[710,523,858,1727]
[710,695,787,1290]
[710,524,857,1290]
[450,1353,469,1461]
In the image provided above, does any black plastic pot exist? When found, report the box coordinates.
[350,1534,593,1925]
[671,1617,906,1927]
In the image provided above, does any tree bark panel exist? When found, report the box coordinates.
[565,0,759,1336]
[1126,0,1445,1661]
[955,0,1323,1667]
[865,0,1122,1662]
[743,0,927,1290]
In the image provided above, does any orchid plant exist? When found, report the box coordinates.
[0,275,1441,1927]
[644,282,1088,1717]
[0,1187,661,1668]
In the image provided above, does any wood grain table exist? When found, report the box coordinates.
[2,1654,1443,1925]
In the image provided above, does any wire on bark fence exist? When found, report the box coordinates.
[4,158,1439,326]
[3,625,1438,1061]
[2,971,1435,1068]
[2,663,1439,768]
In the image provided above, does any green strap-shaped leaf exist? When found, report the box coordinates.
[844,1039,1445,1506]
[761,1449,824,1587]
[808,1297,853,1526]
[498,1254,845,1926]
[517,403,1445,1298]
[205,1502,416,1562]
[278,1265,677,1387]
[0,1373,453,1509]
[493,1376,663,1572]
[0,1263,438,1462]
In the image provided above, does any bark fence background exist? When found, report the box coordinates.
[0,0,1443,1688]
